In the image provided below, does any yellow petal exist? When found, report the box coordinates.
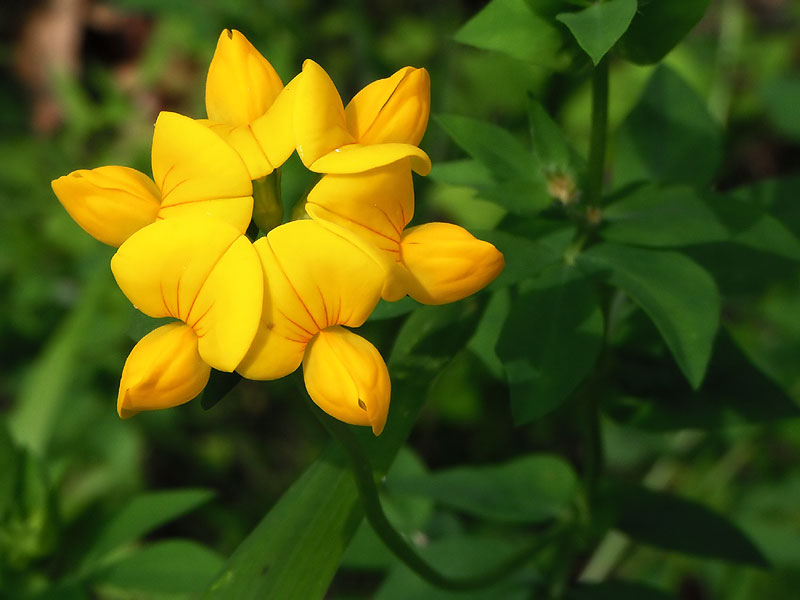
[293,59,355,168]
[111,217,263,371]
[51,166,160,247]
[117,322,211,419]
[309,142,431,176]
[201,120,274,179]
[400,223,505,305]
[205,29,283,126]
[236,220,385,379]
[305,160,414,257]
[345,67,430,146]
[303,326,390,435]
[250,73,299,169]
[151,111,253,233]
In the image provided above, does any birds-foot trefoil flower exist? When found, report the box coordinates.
[306,159,505,305]
[202,29,296,180]
[237,219,390,435]
[292,60,432,175]
[52,112,253,247]
[111,217,263,418]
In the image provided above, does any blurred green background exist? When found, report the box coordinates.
[1,0,800,598]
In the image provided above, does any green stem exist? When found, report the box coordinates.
[252,169,283,233]
[587,58,609,208]
[312,405,566,591]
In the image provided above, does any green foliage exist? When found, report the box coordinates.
[556,0,637,66]
[454,0,566,68]
[497,265,604,424]
[617,0,712,65]
[92,539,225,595]
[614,65,722,187]
[578,243,720,389]
[606,482,769,567]
[4,0,800,598]
[388,454,578,523]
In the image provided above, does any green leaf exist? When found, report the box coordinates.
[389,454,578,523]
[435,114,537,181]
[606,482,769,566]
[761,74,800,141]
[578,243,720,389]
[556,0,637,65]
[204,360,442,598]
[601,184,800,260]
[9,268,112,456]
[497,265,604,424]
[619,0,711,64]
[375,534,535,599]
[614,66,722,187]
[83,488,215,566]
[92,539,224,595]
[527,97,577,170]
[454,0,566,68]
[475,179,553,216]
[429,159,494,188]
[601,185,729,247]
[568,580,674,600]
[478,227,575,290]
[605,328,800,431]
[204,445,362,599]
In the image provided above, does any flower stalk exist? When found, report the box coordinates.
[312,400,566,591]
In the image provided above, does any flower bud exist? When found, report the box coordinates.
[399,222,505,305]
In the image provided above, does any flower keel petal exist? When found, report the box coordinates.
[303,326,390,435]
[117,323,211,419]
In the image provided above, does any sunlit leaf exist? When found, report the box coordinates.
[557,0,637,65]
[435,114,538,181]
[578,243,720,389]
[454,0,566,68]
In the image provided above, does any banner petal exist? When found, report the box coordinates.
[151,112,253,232]
[293,60,355,167]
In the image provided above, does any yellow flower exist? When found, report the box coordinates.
[306,160,505,305]
[237,219,390,435]
[202,29,296,179]
[292,60,432,175]
[111,217,263,418]
[52,112,253,247]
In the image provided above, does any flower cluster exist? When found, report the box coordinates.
[52,30,504,435]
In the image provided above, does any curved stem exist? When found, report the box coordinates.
[313,407,566,591]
